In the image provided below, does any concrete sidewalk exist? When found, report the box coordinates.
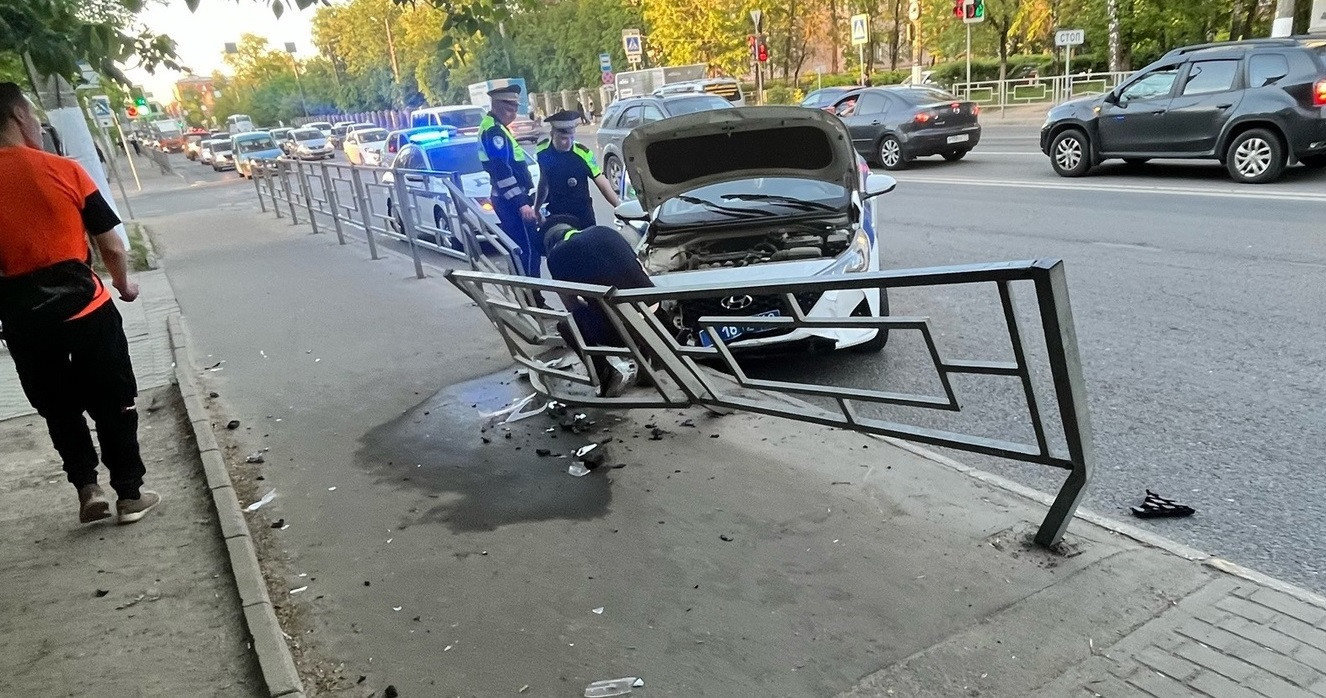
[137,157,1326,696]
[0,385,264,696]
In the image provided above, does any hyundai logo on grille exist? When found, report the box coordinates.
[720,295,755,310]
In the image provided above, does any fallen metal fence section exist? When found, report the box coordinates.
[445,260,1095,548]
[244,157,1095,547]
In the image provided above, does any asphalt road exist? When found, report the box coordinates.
[147,135,1326,598]
[753,122,1326,593]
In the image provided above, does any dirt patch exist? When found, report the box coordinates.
[201,384,366,697]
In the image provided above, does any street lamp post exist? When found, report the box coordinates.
[285,42,310,118]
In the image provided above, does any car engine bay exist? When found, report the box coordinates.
[642,225,853,273]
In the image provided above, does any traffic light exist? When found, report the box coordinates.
[756,36,769,63]
[125,106,139,118]
[134,95,147,108]
[963,0,986,23]
[953,0,965,18]
[965,0,986,23]
[748,34,758,61]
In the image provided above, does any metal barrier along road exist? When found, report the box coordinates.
[950,71,1132,108]
[248,157,528,281]
[445,260,1096,548]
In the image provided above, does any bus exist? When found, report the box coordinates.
[226,114,256,135]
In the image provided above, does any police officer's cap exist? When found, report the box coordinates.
[487,84,522,103]
[546,110,581,133]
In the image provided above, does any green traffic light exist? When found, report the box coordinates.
[974,0,984,16]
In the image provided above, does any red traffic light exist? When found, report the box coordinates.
[953,0,964,17]
[125,106,139,118]
[757,41,769,63]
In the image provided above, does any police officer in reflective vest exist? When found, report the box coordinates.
[535,110,620,231]
[477,84,540,277]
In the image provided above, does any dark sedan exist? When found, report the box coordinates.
[800,87,852,110]
[832,87,981,170]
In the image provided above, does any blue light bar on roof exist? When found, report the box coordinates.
[408,126,458,143]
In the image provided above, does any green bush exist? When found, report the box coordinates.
[931,54,1056,85]
[763,84,804,105]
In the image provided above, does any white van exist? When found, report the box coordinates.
[652,78,746,107]
[409,106,487,136]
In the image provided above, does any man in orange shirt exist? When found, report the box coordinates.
[0,82,159,525]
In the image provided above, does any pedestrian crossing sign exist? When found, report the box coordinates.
[851,14,870,46]
[623,32,643,58]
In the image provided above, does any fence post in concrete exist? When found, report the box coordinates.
[296,161,320,234]
[321,162,347,245]
[253,164,267,213]
[350,167,380,260]
[392,176,427,279]
[279,161,299,223]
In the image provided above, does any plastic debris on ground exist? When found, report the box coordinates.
[568,462,591,477]
[245,490,276,512]
[225,420,241,430]
[575,443,606,467]
[244,452,265,464]
[479,392,543,427]
[585,677,644,697]
[592,607,604,614]
[290,586,308,594]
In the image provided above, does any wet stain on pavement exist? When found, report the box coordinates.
[356,370,613,531]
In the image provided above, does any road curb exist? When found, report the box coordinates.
[874,434,1326,611]
[168,314,307,698]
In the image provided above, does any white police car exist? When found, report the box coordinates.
[616,106,893,352]
[383,128,540,250]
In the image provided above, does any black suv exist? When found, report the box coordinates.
[596,94,734,192]
[1041,37,1326,183]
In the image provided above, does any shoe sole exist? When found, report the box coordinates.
[117,497,160,525]
[80,501,112,524]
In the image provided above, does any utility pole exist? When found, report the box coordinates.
[284,43,309,117]
[384,18,402,85]
[1106,0,1121,71]
[1271,0,1295,36]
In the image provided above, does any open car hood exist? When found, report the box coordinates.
[621,107,858,212]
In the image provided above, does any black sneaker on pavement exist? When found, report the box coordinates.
[116,490,162,525]
[78,484,112,524]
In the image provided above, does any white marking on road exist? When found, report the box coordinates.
[894,175,1326,203]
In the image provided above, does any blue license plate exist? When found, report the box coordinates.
[699,310,781,347]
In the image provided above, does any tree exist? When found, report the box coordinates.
[0,0,182,86]
[643,0,761,76]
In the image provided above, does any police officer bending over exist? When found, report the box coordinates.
[535,110,620,231]
[478,84,541,277]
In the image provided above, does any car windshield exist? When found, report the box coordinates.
[424,141,483,174]
[293,129,323,141]
[894,87,959,104]
[437,110,484,129]
[657,177,847,225]
[331,126,348,136]
[212,141,233,152]
[356,129,388,143]
[236,136,277,153]
[664,95,734,115]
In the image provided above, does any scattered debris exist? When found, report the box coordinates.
[720,535,734,542]
[568,462,591,477]
[384,687,398,698]
[592,607,604,615]
[225,420,241,430]
[205,361,224,371]
[270,518,285,529]
[95,589,109,598]
[208,392,219,398]
[535,448,553,458]
[520,686,530,694]
[831,481,851,485]
[392,606,402,612]
[1131,490,1195,518]
[290,586,308,594]
[245,490,276,512]
[245,452,265,464]
[328,487,337,491]
[679,419,696,427]
[648,427,669,441]
[709,434,720,439]
[575,443,606,467]
[480,393,543,426]
[585,677,644,698]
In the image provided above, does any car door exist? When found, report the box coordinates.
[1162,59,1243,153]
[841,92,889,155]
[346,133,360,163]
[1096,65,1181,154]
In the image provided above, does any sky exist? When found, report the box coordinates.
[126,0,319,101]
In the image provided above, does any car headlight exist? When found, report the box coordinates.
[822,229,872,274]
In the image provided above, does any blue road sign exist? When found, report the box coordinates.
[599,53,613,72]
[624,35,642,57]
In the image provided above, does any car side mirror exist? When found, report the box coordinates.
[863,173,896,199]
[614,199,647,221]
[1104,90,1120,105]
